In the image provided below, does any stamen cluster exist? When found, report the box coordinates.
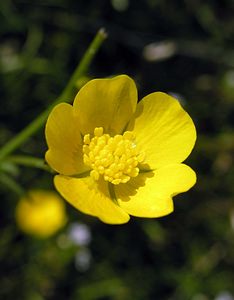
[83,127,145,185]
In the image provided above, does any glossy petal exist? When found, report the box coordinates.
[116,164,196,217]
[54,175,130,224]
[128,92,196,169]
[45,103,88,175]
[73,75,137,135]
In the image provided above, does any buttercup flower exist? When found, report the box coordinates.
[45,75,196,224]
[15,190,67,238]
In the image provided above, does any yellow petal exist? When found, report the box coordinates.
[129,92,196,169]
[73,75,137,135]
[116,164,196,218]
[45,103,88,175]
[54,175,130,224]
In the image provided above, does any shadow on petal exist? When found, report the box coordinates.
[114,170,154,202]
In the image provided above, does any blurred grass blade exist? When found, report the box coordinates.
[0,28,107,162]
[5,155,53,173]
[0,172,25,196]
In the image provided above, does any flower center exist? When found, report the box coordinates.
[83,127,145,185]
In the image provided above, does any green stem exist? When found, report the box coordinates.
[6,155,53,173]
[0,172,25,196]
[0,28,107,162]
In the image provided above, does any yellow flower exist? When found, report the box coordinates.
[45,75,196,224]
[15,190,67,238]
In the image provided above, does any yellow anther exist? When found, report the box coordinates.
[83,134,90,145]
[94,127,103,137]
[82,127,145,185]
[90,170,99,181]
[123,131,134,140]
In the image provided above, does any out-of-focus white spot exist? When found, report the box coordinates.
[214,291,234,300]
[75,248,92,272]
[143,41,177,62]
[0,44,22,72]
[68,222,91,246]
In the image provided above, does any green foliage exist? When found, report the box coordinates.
[1,0,234,299]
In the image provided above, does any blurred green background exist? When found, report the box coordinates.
[1,0,234,299]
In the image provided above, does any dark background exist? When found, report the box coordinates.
[1,0,234,299]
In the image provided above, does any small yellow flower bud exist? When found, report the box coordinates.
[15,190,67,238]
